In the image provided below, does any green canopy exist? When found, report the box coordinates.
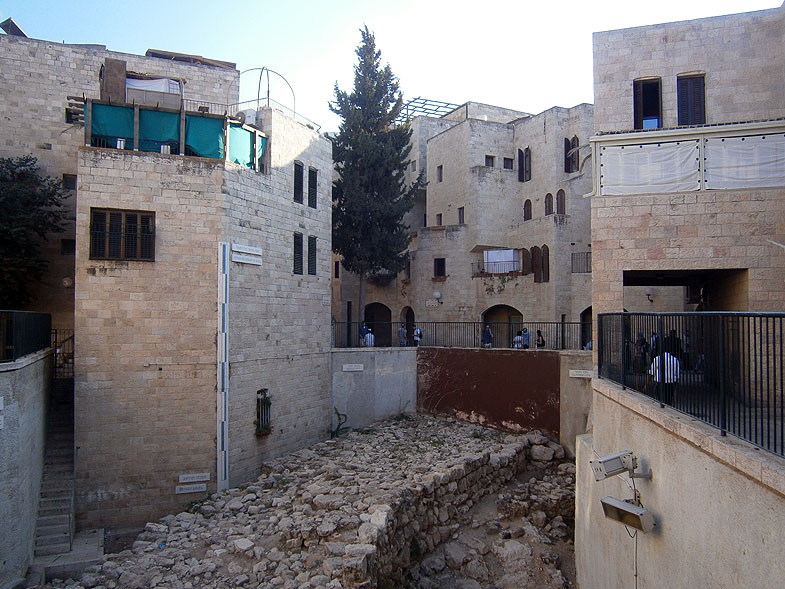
[185,115,224,159]
[91,104,133,141]
[228,124,254,168]
[139,110,180,152]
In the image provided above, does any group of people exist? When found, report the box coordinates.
[482,325,545,349]
[360,322,422,347]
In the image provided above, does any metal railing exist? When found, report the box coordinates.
[52,329,74,379]
[598,312,785,458]
[571,252,592,273]
[227,98,321,131]
[1,311,52,362]
[471,261,521,277]
[332,321,591,350]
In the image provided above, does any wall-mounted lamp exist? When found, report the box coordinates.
[590,450,655,533]
[646,293,654,304]
[432,291,444,305]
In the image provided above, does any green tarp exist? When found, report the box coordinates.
[91,104,133,141]
[228,124,254,168]
[139,110,180,152]
[258,135,267,160]
[185,115,224,159]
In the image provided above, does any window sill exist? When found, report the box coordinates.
[432,276,447,282]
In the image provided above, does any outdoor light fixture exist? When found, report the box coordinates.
[590,450,655,533]
[646,293,654,303]
[600,496,655,533]
[432,291,443,304]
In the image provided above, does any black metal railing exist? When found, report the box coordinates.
[1,311,52,362]
[332,321,591,350]
[471,261,522,277]
[571,251,592,273]
[598,312,785,458]
[51,329,74,379]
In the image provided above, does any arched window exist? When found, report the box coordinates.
[571,136,579,172]
[542,245,550,282]
[519,147,531,182]
[531,246,542,283]
[556,189,565,215]
[523,199,532,221]
[564,136,579,173]
[545,193,553,216]
[521,248,531,275]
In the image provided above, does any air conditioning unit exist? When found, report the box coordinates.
[160,144,171,155]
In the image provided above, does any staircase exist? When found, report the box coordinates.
[34,379,75,557]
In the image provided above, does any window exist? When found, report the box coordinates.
[503,157,513,170]
[634,78,662,130]
[334,261,340,279]
[423,214,427,227]
[523,199,532,221]
[484,249,519,273]
[458,207,465,225]
[545,193,553,215]
[556,189,566,215]
[521,248,532,275]
[434,258,446,277]
[436,165,443,183]
[293,232,303,274]
[90,209,155,261]
[307,168,318,208]
[293,162,304,203]
[307,235,317,275]
[436,213,442,226]
[485,155,495,167]
[60,239,75,255]
[62,174,77,190]
[531,246,542,283]
[571,136,579,171]
[542,245,550,282]
[678,75,705,126]
[518,147,531,182]
[564,137,579,173]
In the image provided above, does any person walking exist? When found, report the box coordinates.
[413,324,422,347]
[482,325,494,348]
[535,329,545,349]
[522,327,530,349]
[398,323,407,347]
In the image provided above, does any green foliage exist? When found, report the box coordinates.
[0,155,69,308]
[330,27,422,283]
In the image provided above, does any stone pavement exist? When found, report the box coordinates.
[42,415,574,588]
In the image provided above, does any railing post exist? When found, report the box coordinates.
[657,314,664,407]
[621,314,628,390]
[719,316,727,436]
[597,315,603,378]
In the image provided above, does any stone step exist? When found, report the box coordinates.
[44,462,74,474]
[34,540,72,557]
[37,514,71,529]
[35,530,71,547]
[36,521,70,537]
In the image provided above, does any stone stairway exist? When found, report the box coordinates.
[34,380,75,557]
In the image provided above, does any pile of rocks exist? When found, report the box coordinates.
[46,416,574,588]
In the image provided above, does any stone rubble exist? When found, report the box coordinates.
[44,415,574,588]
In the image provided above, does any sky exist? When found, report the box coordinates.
[1,1,781,133]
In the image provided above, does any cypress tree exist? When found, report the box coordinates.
[330,26,421,319]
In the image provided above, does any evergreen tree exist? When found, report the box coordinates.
[0,155,69,308]
[331,26,421,319]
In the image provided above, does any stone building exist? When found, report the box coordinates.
[577,5,785,588]
[1,29,332,528]
[334,101,594,348]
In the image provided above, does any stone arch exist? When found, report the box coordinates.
[482,304,524,348]
[365,302,392,347]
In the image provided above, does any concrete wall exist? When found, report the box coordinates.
[558,351,593,457]
[330,349,417,431]
[576,379,785,588]
[0,350,52,586]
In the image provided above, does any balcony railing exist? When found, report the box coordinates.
[471,261,521,277]
[1,311,52,362]
[571,252,592,273]
[598,312,785,458]
[333,321,591,350]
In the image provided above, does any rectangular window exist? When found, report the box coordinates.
[293,232,303,274]
[308,168,318,208]
[434,258,446,277]
[633,78,662,130]
[90,208,155,261]
[485,155,495,167]
[503,157,513,170]
[677,75,705,126]
[62,174,77,190]
[436,213,442,226]
[307,235,317,275]
[334,260,340,279]
[293,161,304,203]
[458,207,465,224]
[436,165,443,183]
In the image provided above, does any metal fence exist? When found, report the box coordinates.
[332,321,590,350]
[1,311,52,362]
[571,252,592,273]
[598,312,785,458]
[52,329,74,379]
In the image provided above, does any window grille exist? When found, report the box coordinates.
[308,168,318,208]
[308,235,317,275]
[90,208,155,261]
[255,388,271,436]
[503,157,513,170]
[293,232,303,274]
[294,161,304,203]
[678,75,705,126]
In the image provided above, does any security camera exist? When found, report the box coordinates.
[589,450,635,481]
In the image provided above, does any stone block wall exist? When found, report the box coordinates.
[592,6,785,132]
[0,350,52,586]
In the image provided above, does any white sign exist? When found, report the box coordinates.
[569,369,594,379]
[231,243,263,265]
[179,472,210,483]
[426,299,439,308]
[175,483,207,494]
[343,364,364,372]
[231,244,263,256]
[322,295,330,306]
[231,253,263,266]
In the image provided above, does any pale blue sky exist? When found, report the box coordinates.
[2,1,780,132]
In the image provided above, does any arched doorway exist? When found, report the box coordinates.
[365,302,392,347]
[400,306,415,346]
[482,304,523,348]
[580,306,593,349]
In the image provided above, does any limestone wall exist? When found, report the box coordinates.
[0,350,52,586]
[592,6,785,132]
[576,380,785,588]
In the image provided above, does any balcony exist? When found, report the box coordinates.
[591,119,785,196]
